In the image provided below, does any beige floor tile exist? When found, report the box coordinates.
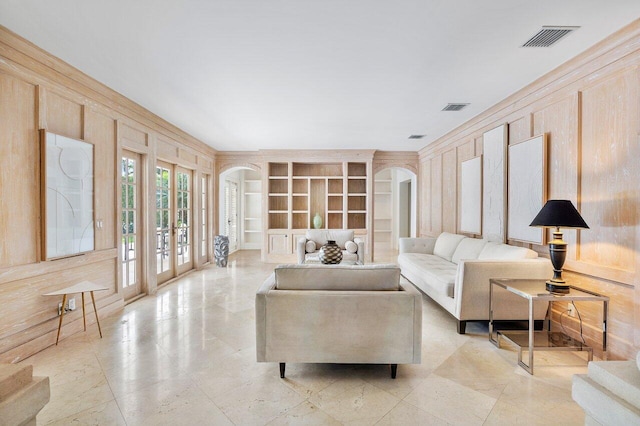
[403,375,497,425]
[376,400,450,425]
[43,400,126,426]
[308,379,401,424]
[266,400,341,425]
[483,400,552,425]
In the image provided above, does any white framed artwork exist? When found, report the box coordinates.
[507,134,547,244]
[460,156,482,234]
[482,124,507,243]
[41,130,95,259]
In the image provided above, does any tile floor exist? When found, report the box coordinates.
[26,250,589,425]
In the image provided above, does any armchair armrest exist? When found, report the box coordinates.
[399,237,436,254]
[296,237,307,264]
[256,273,276,361]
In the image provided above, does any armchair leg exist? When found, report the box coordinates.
[457,320,467,334]
[390,364,397,379]
[279,363,285,378]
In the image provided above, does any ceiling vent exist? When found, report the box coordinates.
[442,103,469,112]
[408,134,425,139]
[522,26,579,47]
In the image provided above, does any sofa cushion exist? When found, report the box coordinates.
[478,242,538,260]
[433,232,466,262]
[451,238,487,264]
[274,264,399,291]
[397,253,457,297]
[306,230,355,250]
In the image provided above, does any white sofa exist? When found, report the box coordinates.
[297,229,365,264]
[397,232,552,334]
[255,264,422,378]
[573,355,640,425]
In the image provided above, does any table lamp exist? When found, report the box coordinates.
[529,200,589,294]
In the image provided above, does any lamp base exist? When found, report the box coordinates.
[546,281,570,294]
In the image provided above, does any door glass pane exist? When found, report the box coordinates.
[177,171,191,267]
[156,165,172,274]
[121,155,139,290]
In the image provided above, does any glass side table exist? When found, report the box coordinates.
[489,278,608,375]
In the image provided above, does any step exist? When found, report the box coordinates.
[0,364,50,426]
[573,373,640,426]
[588,360,640,408]
[0,364,34,402]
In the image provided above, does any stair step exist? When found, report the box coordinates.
[588,361,640,408]
[0,364,34,402]
[573,373,640,425]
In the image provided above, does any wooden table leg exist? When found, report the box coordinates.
[90,291,103,338]
[82,292,86,331]
[56,294,67,345]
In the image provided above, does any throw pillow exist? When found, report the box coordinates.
[345,240,358,253]
[305,240,316,253]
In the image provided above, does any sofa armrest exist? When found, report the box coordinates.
[454,259,553,321]
[399,237,436,254]
[354,237,365,264]
[296,237,307,264]
[399,281,422,362]
[256,273,276,361]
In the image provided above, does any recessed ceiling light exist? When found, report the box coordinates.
[408,135,426,139]
[442,103,469,112]
[522,26,580,47]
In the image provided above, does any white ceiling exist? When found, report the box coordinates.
[1,1,639,152]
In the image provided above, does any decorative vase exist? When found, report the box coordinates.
[318,240,342,264]
[313,213,323,229]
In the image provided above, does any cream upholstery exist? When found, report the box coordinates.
[297,229,364,264]
[256,264,422,378]
[398,233,552,334]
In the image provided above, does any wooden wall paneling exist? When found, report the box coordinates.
[508,115,532,143]
[532,94,580,257]
[120,122,149,151]
[0,72,39,267]
[419,159,431,236]
[457,140,478,235]
[179,148,197,167]
[156,136,180,162]
[442,149,457,233]
[44,90,83,139]
[430,156,443,235]
[85,108,117,250]
[578,69,639,284]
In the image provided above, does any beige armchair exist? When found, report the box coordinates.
[255,264,422,378]
[297,229,364,264]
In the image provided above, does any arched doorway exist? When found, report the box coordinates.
[373,167,417,262]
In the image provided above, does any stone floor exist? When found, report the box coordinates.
[26,250,589,425]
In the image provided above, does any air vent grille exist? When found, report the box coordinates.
[408,134,425,139]
[442,103,469,112]
[522,26,579,47]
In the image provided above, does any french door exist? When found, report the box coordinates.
[156,161,193,284]
[121,151,143,300]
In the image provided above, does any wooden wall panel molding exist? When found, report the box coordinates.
[430,156,443,235]
[442,149,457,233]
[215,151,262,174]
[419,159,431,236]
[120,121,149,151]
[0,26,216,159]
[372,151,419,175]
[0,72,39,268]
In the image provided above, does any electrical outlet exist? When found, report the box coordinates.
[58,302,63,316]
[568,303,576,317]
[68,297,76,311]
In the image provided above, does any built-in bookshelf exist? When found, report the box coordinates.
[267,161,369,231]
[374,169,393,248]
[241,169,262,249]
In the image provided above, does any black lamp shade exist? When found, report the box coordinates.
[529,200,589,229]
